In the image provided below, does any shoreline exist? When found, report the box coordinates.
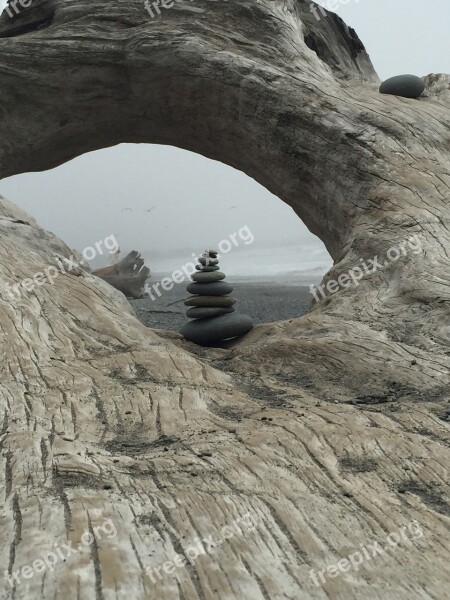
[149,272,322,287]
[131,281,314,331]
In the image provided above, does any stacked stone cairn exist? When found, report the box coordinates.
[180,249,254,345]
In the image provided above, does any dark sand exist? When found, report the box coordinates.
[130,278,313,330]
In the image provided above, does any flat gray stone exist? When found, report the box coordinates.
[184,295,236,307]
[180,313,254,344]
[192,271,225,283]
[198,257,219,266]
[186,306,235,319]
[379,75,425,99]
[195,265,220,271]
[187,281,233,296]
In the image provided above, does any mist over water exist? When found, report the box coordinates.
[145,240,331,284]
[0,143,331,283]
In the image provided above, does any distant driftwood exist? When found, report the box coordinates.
[93,251,149,299]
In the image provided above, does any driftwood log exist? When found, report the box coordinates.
[0,1,449,599]
[93,251,150,299]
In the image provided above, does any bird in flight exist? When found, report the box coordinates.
[143,207,156,213]
[121,207,133,212]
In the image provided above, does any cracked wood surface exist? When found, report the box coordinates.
[0,1,449,598]
[0,199,449,600]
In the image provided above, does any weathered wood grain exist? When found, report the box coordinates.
[0,1,449,598]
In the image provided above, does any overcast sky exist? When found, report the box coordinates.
[0,0,448,275]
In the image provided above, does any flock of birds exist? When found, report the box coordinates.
[120,205,237,213]
[118,204,238,233]
[121,207,156,213]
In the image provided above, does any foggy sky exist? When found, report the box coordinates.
[0,0,448,274]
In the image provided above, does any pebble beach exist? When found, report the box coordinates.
[130,277,313,331]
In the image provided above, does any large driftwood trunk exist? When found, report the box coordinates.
[0,2,449,599]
